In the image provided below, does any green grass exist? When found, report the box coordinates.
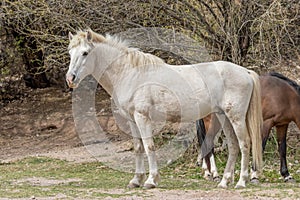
[0,156,215,199]
[0,157,132,198]
[262,131,300,183]
[0,136,299,199]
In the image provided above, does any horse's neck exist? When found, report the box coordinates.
[98,73,114,96]
[92,46,129,96]
[93,65,120,97]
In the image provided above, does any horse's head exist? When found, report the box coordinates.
[66,31,94,88]
[66,30,105,88]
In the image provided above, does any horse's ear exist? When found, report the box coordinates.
[86,30,92,42]
[68,32,73,41]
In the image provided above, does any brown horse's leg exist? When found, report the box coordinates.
[196,118,212,179]
[262,119,274,151]
[276,125,293,182]
[205,114,221,181]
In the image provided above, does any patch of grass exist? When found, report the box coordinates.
[0,157,132,198]
[1,137,300,200]
[0,155,225,198]
[0,156,215,199]
[160,160,217,190]
[262,130,300,182]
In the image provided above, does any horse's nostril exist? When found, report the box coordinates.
[71,74,76,81]
[66,73,76,85]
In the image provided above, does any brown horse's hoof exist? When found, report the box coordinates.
[250,178,260,184]
[143,183,156,189]
[284,176,295,183]
[127,183,140,189]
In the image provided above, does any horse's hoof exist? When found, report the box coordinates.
[143,183,156,189]
[284,176,295,183]
[127,183,140,189]
[234,184,246,189]
[250,178,260,184]
[217,183,227,188]
[204,174,212,181]
[213,176,221,182]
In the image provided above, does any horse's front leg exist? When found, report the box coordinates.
[128,122,146,188]
[134,111,160,189]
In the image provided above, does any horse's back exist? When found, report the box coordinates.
[189,61,254,91]
[260,74,300,123]
[202,61,255,107]
[173,61,255,107]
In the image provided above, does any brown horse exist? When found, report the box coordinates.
[197,72,300,182]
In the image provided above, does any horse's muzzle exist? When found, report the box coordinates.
[66,73,78,88]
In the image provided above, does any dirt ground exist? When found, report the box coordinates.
[1,87,81,162]
[1,62,300,199]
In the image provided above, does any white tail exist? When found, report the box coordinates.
[246,70,263,173]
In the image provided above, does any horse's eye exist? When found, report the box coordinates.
[82,51,88,56]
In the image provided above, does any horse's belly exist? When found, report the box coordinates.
[120,70,218,122]
[150,107,211,122]
[149,89,212,122]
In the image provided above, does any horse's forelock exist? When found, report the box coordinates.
[68,30,106,50]
[68,32,86,50]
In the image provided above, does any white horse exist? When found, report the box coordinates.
[66,29,263,189]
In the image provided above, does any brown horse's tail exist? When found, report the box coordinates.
[247,70,263,175]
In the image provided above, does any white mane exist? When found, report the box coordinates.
[70,29,165,68]
[104,34,165,68]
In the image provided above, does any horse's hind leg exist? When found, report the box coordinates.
[197,115,221,181]
[209,153,220,181]
[217,115,239,188]
[207,113,221,182]
[128,122,146,188]
[196,117,212,179]
[225,115,250,188]
[250,118,273,183]
[201,156,212,180]
[262,119,274,151]
[234,121,251,188]
[200,152,220,181]
[276,125,294,182]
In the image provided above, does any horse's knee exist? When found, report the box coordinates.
[141,138,155,154]
[133,139,145,154]
[135,143,144,153]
